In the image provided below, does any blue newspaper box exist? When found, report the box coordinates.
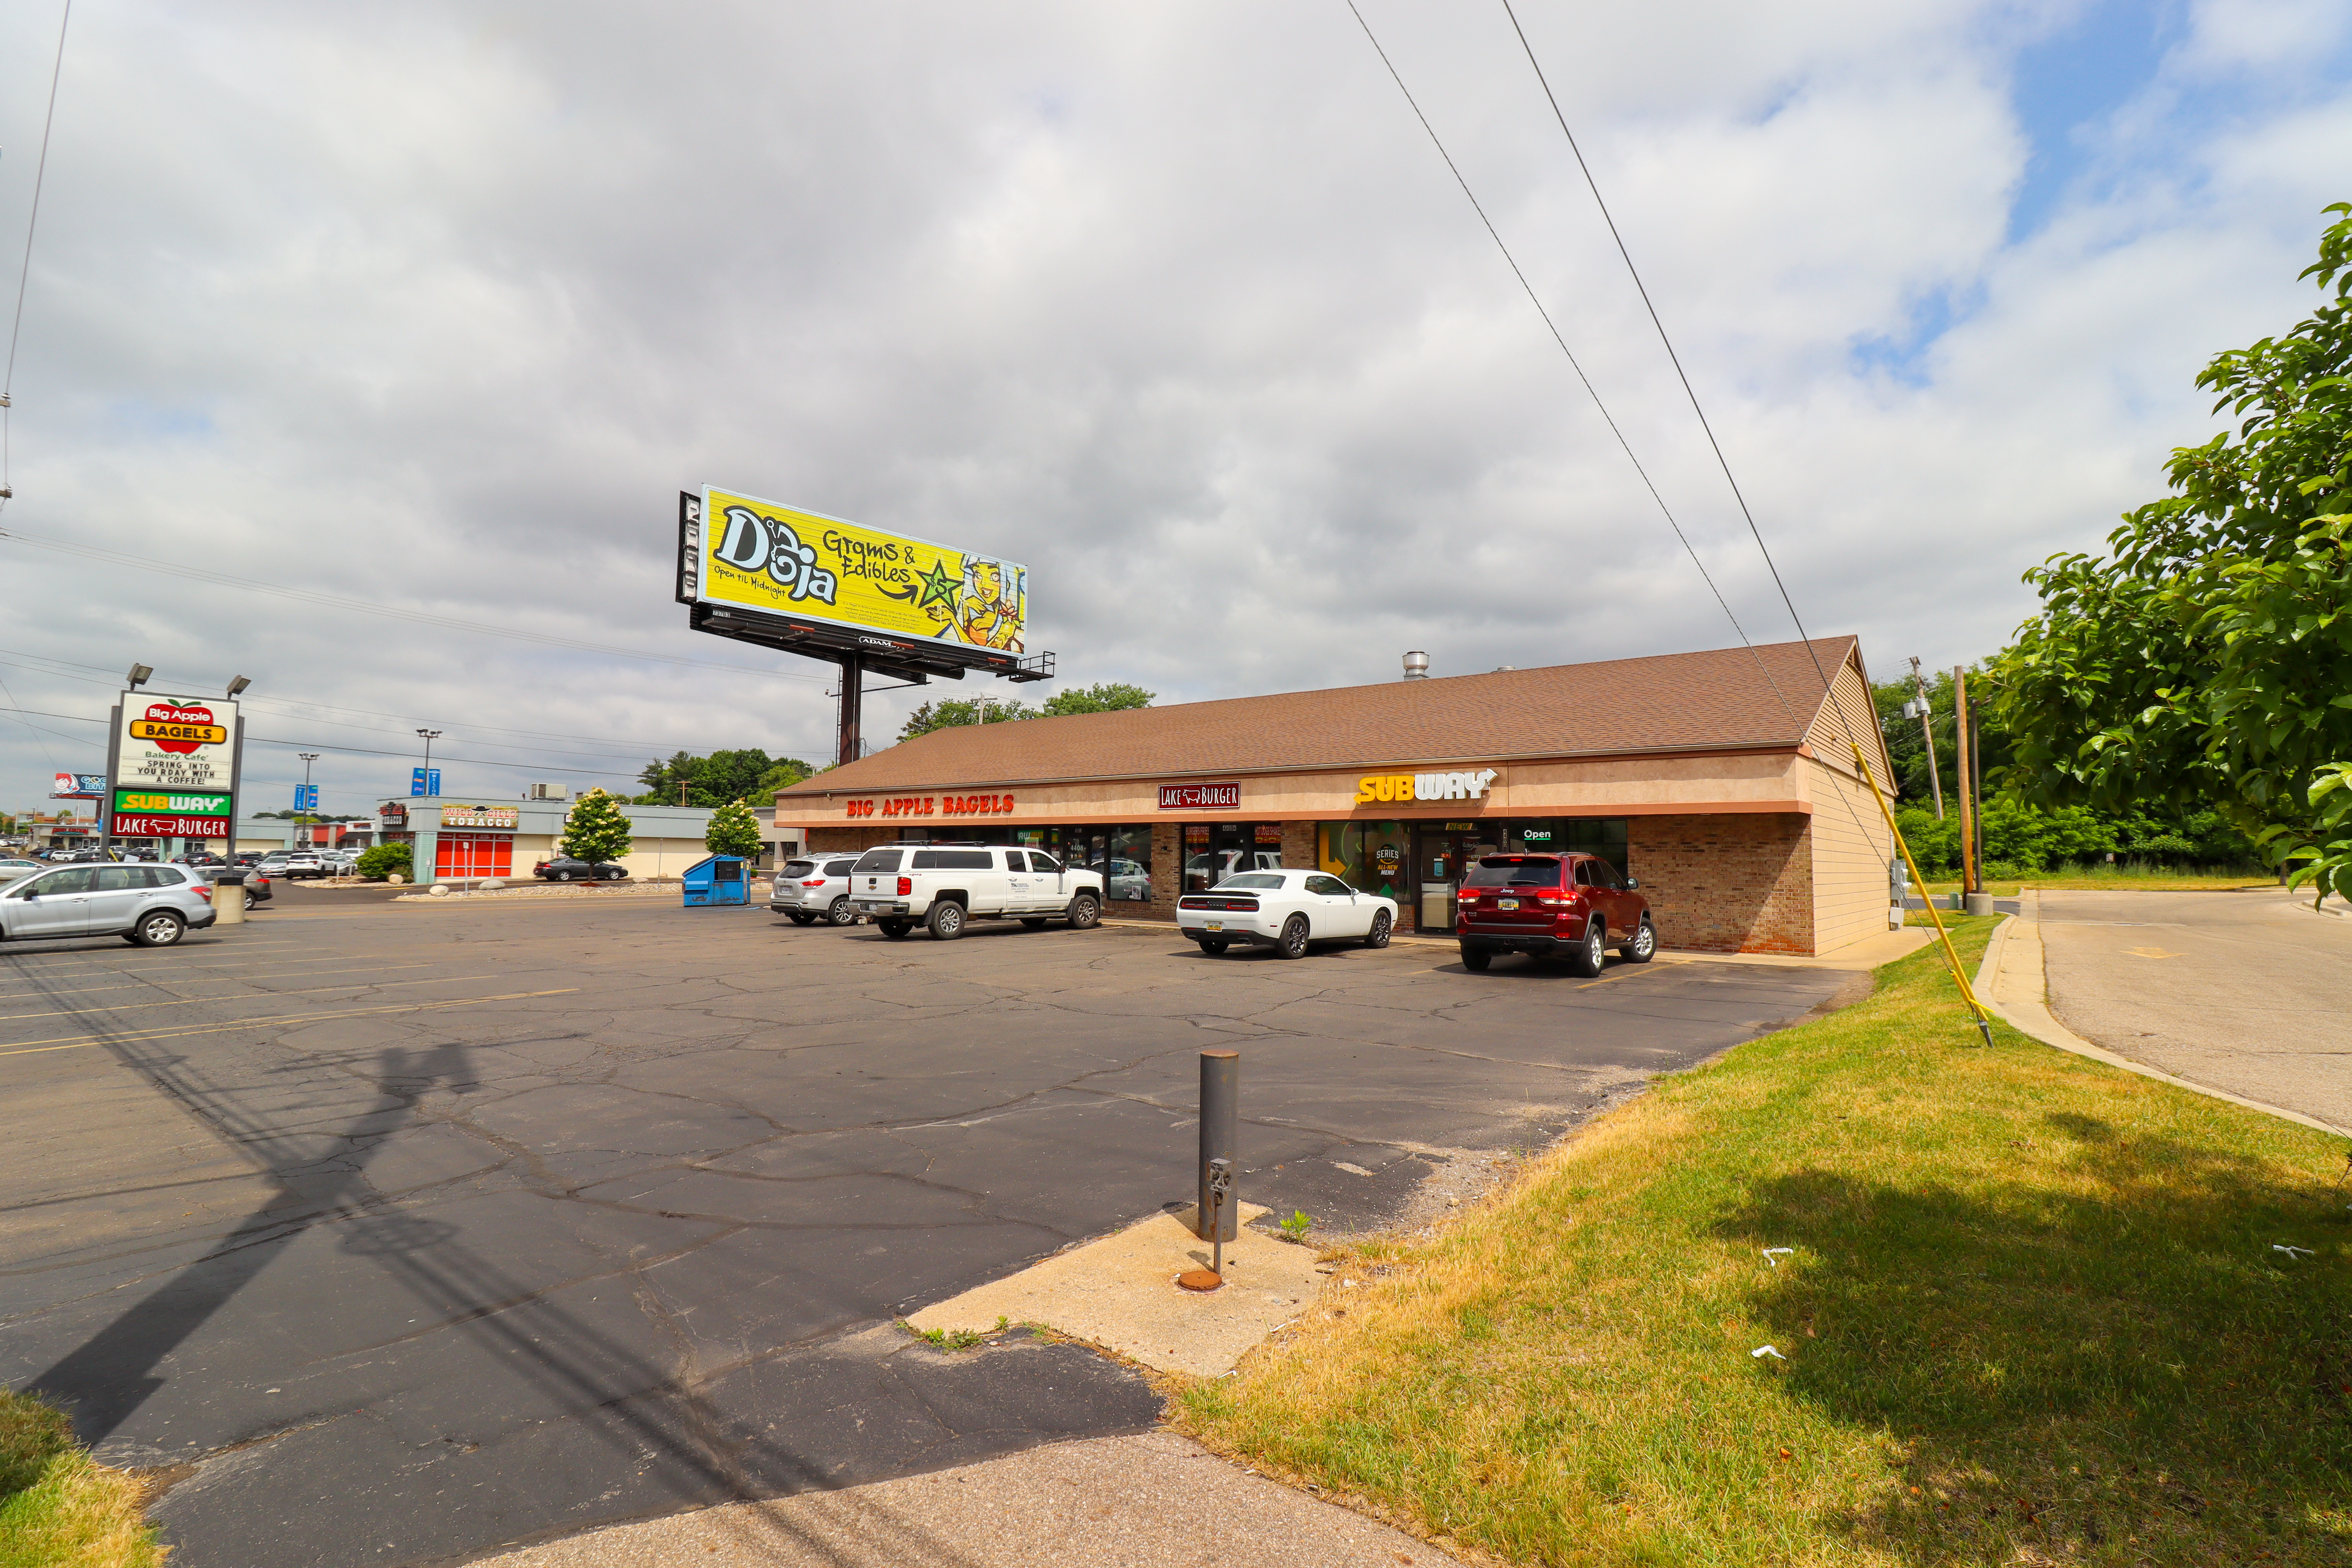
[682,855,749,907]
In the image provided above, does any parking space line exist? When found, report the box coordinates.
[0,974,516,1023]
[0,989,579,1058]
[0,962,443,1002]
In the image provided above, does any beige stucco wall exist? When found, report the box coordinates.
[776,748,1812,840]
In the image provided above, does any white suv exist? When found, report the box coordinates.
[257,850,330,880]
[849,843,1105,940]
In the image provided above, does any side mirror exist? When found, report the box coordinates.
[1625,877,1641,890]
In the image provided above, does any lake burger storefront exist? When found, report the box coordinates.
[777,637,1899,956]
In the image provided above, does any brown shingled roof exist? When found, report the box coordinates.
[780,637,1866,794]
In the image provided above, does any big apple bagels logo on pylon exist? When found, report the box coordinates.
[131,700,228,753]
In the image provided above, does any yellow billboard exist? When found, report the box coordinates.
[698,487,1027,653]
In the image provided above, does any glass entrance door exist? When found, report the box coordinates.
[1412,825,1507,932]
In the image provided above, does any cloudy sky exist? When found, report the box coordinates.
[0,0,2346,819]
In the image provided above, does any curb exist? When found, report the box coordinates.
[1973,891,2347,1138]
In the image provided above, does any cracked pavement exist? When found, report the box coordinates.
[0,887,1850,1567]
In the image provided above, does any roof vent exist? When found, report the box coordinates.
[1402,650,1430,681]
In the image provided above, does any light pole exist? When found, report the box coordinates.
[417,730,441,796]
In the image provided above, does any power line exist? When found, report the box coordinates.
[1,0,69,509]
[1341,0,1797,730]
[0,644,780,755]
[0,526,825,683]
[1495,0,1849,728]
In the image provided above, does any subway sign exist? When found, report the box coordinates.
[108,786,230,840]
[1354,768,1499,804]
[114,789,231,816]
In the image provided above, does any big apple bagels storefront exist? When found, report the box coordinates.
[777,638,1901,956]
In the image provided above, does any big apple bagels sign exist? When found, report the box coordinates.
[108,694,239,839]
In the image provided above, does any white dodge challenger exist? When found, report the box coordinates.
[1174,869,1399,958]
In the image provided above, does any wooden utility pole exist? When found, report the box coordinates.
[1909,655,1944,819]
[1952,666,1975,895]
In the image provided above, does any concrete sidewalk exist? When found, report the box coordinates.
[469,1430,1459,1568]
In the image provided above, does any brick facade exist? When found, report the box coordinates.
[1628,813,1813,954]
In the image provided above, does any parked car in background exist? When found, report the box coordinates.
[769,855,862,926]
[1176,869,1395,958]
[174,851,229,867]
[232,851,263,868]
[0,862,218,946]
[533,855,628,882]
[256,851,330,880]
[849,844,1103,939]
[1454,852,1654,976]
[0,858,43,883]
[211,869,274,906]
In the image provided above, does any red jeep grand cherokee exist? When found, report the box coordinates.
[1456,852,1656,975]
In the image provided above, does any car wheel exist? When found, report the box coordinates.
[1460,944,1492,972]
[555,870,573,882]
[1066,893,1101,930]
[927,901,966,940]
[878,919,913,939]
[1198,938,1229,955]
[788,912,816,927]
[1568,918,1607,978]
[1624,917,1657,964]
[1364,909,1392,949]
[131,910,186,948]
[827,896,855,926]
[1276,913,1310,959]
[1020,916,1048,928]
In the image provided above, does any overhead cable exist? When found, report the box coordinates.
[0,526,824,683]
[1,0,71,511]
[1341,0,1798,732]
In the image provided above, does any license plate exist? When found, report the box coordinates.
[1205,921,1222,932]
[1499,898,1519,910]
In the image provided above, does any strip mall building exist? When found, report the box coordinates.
[776,638,1899,956]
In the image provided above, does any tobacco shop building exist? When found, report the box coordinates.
[777,638,1900,956]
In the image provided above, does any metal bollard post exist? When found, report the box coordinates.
[1197,1049,1238,1242]
[214,875,245,926]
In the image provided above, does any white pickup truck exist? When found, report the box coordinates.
[848,843,1105,940]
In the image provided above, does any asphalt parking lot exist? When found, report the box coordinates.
[0,885,1854,1568]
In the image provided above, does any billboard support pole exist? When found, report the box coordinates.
[101,704,122,857]
[836,652,864,768]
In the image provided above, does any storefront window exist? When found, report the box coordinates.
[1105,826,1152,902]
[1185,823,1283,891]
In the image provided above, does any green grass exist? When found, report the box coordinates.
[1177,920,2352,1566]
[901,1315,1010,1351]
[0,1390,164,1568]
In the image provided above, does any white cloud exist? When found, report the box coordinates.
[0,0,2342,812]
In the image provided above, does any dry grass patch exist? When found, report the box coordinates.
[0,1390,164,1568]
[1179,919,2352,1565]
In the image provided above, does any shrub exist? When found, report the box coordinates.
[354,842,412,882]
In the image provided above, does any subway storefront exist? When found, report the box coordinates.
[778,638,1899,957]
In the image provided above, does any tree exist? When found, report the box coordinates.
[897,682,1153,740]
[634,749,799,808]
[898,697,1036,740]
[561,787,636,867]
[1039,682,1155,717]
[755,757,814,798]
[705,797,763,859]
[1991,203,2352,895]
